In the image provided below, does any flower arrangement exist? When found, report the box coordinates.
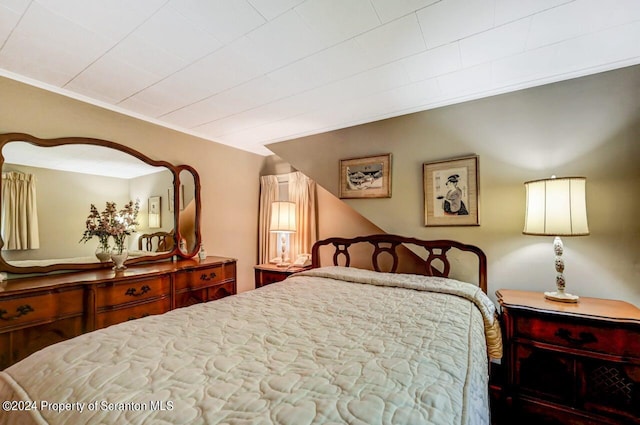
[107,200,140,254]
[80,200,140,255]
[80,204,111,253]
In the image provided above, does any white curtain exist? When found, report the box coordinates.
[258,175,279,264]
[1,172,39,250]
[288,171,317,258]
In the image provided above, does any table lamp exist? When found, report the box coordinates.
[270,201,296,267]
[523,176,589,303]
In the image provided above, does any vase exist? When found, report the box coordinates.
[110,248,128,271]
[95,245,111,263]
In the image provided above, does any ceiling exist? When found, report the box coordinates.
[4,141,166,178]
[1,0,639,156]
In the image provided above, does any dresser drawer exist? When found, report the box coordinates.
[207,281,236,301]
[96,297,171,329]
[514,315,640,358]
[0,288,83,331]
[174,264,229,291]
[175,281,236,308]
[7,316,84,367]
[95,275,170,308]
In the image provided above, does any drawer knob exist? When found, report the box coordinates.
[200,272,217,281]
[555,328,597,346]
[125,285,151,297]
[0,304,35,321]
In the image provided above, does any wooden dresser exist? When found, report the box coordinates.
[0,256,236,370]
[497,289,640,425]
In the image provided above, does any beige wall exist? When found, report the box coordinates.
[268,65,640,307]
[0,76,264,292]
[2,164,131,260]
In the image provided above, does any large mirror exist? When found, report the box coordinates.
[0,133,201,274]
[176,166,201,258]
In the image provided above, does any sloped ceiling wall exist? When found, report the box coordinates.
[267,65,640,306]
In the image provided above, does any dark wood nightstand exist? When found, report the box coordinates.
[496,289,640,425]
[254,263,312,289]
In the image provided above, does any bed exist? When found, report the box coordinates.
[0,234,501,425]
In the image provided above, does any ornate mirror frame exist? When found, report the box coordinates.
[0,132,201,274]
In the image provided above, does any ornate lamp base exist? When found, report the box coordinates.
[544,290,579,303]
[545,236,579,303]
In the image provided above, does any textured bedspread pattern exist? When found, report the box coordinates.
[0,267,495,425]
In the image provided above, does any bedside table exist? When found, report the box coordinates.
[496,289,640,425]
[254,263,312,289]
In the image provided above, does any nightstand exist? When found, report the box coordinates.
[254,263,312,289]
[496,289,640,425]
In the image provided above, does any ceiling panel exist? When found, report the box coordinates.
[0,4,21,47]
[493,0,572,26]
[132,6,223,63]
[248,0,305,20]
[459,18,530,67]
[401,43,461,82]
[416,0,495,49]
[0,0,638,156]
[0,3,114,85]
[65,54,161,103]
[295,0,380,44]
[370,0,439,23]
[35,0,166,41]
[354,14,425,66]
[109,34,188,79]
[167,0,266,44]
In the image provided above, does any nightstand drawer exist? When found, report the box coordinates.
[254,264,311,288]
[515,315,640,358]
[260,270,287,286]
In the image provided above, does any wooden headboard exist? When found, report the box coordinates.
[311,234,487,293]
[138,231,175,252]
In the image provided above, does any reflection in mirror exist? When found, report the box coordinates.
[177,168,199,256]
[0,138,178,272]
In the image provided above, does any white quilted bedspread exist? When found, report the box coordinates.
[0,267,497,425]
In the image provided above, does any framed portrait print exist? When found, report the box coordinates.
[339,154,392,199]
[423,155,479,226]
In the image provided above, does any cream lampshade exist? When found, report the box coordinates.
[269,201,296,267]
[523,176,589,303]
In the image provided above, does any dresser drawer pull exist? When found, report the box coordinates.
[555,328,597,346]
[125,285,151,297]
[0,304,35,321]
[200,272,217,281]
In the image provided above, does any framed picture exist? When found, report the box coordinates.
[339,154,392,199]
[167,185,185,212]
[423,155,479,226]
[148,196,161,228]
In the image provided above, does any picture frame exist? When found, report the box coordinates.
[148,196,161,228]
[423,155,479,226]
[167,185,185,212]
[339,154,392,199]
